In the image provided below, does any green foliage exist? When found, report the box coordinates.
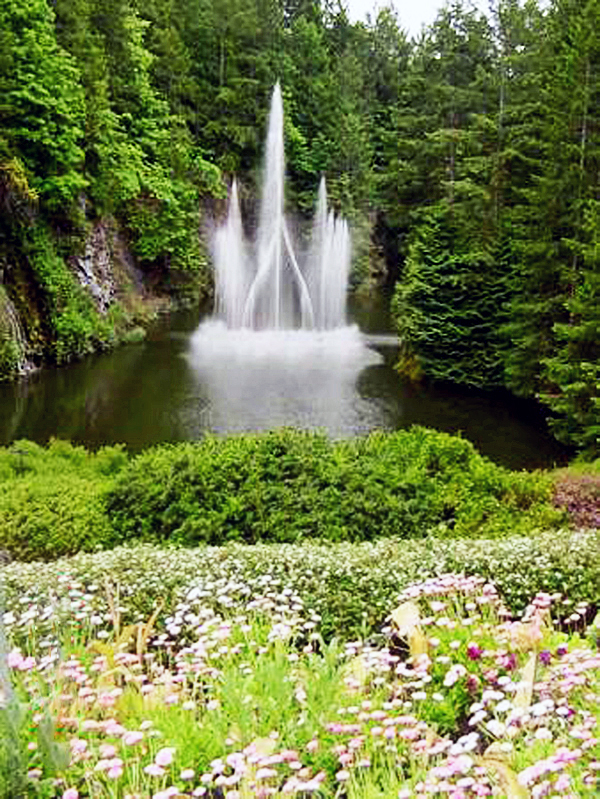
[385,0,600,454]
[2,529,598,645]
[24,227,111,363]
[542,200,600,456]
[388,2,513,391]
[499,0,600,452]
[0,429,564,562]
[0,336,19,380]
[0,698,29,798]
[393,205,509,388]
[1,556,599,797]
[13,225,156,363]
[0,0,86,209]
[104,427,562,549]
[0,152,38,227]
[0,287,21,379]
[0,439,126,560]
[0,0,598,454]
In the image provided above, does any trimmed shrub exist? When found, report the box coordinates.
[104,427,565,547]
[0,430,568,561]
[0,440,126,560]
[0,476,112,561]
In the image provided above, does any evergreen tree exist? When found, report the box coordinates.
[392,1,506,387]
[281,9,332,211]
[362,6,410,263]
[536,0,600,453]
[500,0,568,397]
[543,200,600,455]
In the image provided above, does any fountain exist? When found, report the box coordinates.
[187,84,380,436]
[212,83,351,330]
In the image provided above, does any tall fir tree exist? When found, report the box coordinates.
[537,0,600,454]
[392,1,508,388]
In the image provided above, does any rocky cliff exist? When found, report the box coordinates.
[0,217,176,381]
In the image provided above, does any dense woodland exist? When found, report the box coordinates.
[0,0,598,455]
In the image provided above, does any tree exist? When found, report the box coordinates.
[543,200,600,455]
[391,1,506,387]
[534,0,600,454]
[0,0,86,211]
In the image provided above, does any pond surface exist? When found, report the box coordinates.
[0,296,568,470]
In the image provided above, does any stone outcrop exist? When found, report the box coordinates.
[71,219,144,314]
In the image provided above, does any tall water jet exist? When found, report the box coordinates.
[212,83,351,331]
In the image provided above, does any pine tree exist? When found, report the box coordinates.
[500,0,569,397]
[391,1,507,387]
[543,200,600,454]
[535,0,600,453]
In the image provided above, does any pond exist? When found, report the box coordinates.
[0,295,568,470]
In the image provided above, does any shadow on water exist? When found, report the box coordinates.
[0,309,204,450]
[0,301,570,469]
[356,357,568,471]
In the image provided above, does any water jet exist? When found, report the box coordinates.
[212,84,351,331]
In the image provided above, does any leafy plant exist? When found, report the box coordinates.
[0,440,126,560]
[104,427,563,549]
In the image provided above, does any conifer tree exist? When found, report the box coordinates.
[543,200,600,454]
[392,1,506,387]
[535,0,600,453]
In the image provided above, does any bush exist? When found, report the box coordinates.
[0,429,568,561]
[0,477,112,561]
[104,427,565,547]
[0,335,19,380]
[0,440,127,560]
[553,460,600,528]
[0,286,22,380]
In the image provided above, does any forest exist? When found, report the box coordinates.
[0,0,598,455]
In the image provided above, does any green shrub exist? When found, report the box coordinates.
[0,440,127,560]
[23,227,150,365]
[0,430,568,561]
[0,286,22,380]
[0,335,19,379]
[0,438,127,480]
[0,476,112,561]
[104,427,565,547]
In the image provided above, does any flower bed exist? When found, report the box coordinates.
[1,537,599,796]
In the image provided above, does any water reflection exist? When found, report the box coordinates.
[0,306,569,469]
[0,336,197,448]
[355,359,567,469]
[185,322,381,436]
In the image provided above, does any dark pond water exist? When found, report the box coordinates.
[0,295,568,470]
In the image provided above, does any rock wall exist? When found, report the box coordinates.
[0,217,170,381]
[70,219,145,314]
